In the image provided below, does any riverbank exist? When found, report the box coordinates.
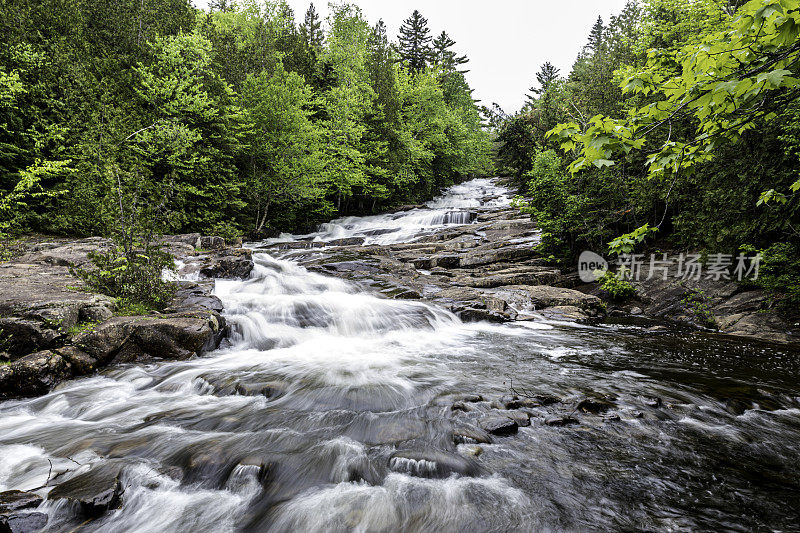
[0,236,254,399]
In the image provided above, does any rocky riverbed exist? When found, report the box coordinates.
[257,184,797,346]
[1,178,799,532]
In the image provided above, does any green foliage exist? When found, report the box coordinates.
[599,270,637,301]
[74,245,176,312]
[501,0,800,295]
[608,224,658,255]
[0,0,493,241]
[682,289,717,329]
[743,242,800,314]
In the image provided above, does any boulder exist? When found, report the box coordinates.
[48,462,123,518]
[0,491,43,513]
[199,249,253,280]
[480,416,519,436]
[0,512,48,533]
[200,236,226,250]
[73,314,224,365]
[0,351,71,399]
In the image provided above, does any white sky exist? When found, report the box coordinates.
[193,0,630,113]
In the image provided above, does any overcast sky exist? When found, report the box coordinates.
[193,0,630,113]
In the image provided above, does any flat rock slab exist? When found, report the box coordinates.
[48,462,124,518]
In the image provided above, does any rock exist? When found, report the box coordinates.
[163,233,202,249]
[461,445,483,457]
[539,306,590,321]
[452,393,484,403]
[0,512,48,533]
[235,381,287,398]
[515,285,603,312]
[73,314,223,366]
[55,346,98,375]
[48,462,123,518]
[576,397,615,415]
[0,351,71,399]
[199,249,253,279]
[389,450,481,478]
[480,417,519,436]
[0,318,60,361]
[167,284,225,314]
[451,426,493,445]
[545,416,579,427]
[326,237,365,247]
[0,491,43,513]
[643,396,662,408]
[630,306,643,315]
[451,401,472,412]
[504,410,531,427]
[200,236,226,250]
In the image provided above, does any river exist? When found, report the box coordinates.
[1,179,799,532]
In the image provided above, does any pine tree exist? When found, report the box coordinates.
[529,62,560,97]
[585,16,605,55]
[300,3,324,49]
[397,10,432,74]
[432,31,468,73]
[208,0,230,12]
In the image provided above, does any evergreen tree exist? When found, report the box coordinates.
[397,10,432,74]
[432,31,468,73]
[300,3,324,49]
[527,61,561,103]
[585,16,605,55]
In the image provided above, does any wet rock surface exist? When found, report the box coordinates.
[0,490,45,533]
[47,462,124,518]
[257,204,605,325]
[0,235,253,399]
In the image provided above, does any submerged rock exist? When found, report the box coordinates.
[545,416,579,427]
[576,397,615,415]
[48,463,124,518]
[388,450,481,478]
[480,417,519,436]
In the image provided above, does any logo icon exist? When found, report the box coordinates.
[578,251,608,283]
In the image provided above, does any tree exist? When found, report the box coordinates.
[299,2,324,49]
[397,10,432,74]
[239,62,327,233]
[432,31,468,73]
[585,16,605,55]
[129,31,244,233]
[530,62,560,96]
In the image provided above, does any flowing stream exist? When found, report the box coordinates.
[1,179,800,532]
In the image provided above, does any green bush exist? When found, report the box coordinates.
[599,270,637,301]
[744,242,800,317]
[74,244,176,312]
[682,290,717,329]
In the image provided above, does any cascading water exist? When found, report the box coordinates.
[265,178,510,246]
[1,179,799,532]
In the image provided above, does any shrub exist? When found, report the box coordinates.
[743,242,800,317]
[74,244,176,312]
[599,270,637,301]
[682,290,717,329]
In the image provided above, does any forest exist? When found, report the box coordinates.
[492,0,800,313]
[0,0,492,243]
